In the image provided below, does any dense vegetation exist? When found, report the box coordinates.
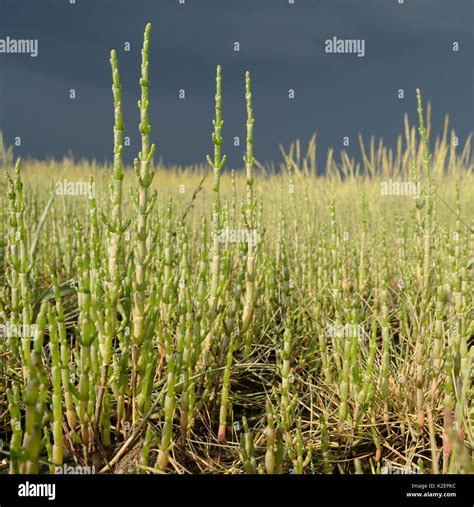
[0,24,472,475]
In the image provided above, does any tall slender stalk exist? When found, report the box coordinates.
[207,65,226,319]
[242,71,256,334]
[131,23,156,425]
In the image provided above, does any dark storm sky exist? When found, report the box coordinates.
[0,0,472,169]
